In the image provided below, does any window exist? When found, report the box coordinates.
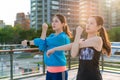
[52,6,59,9]
[52,1,59,5]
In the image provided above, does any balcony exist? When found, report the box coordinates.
[0,44,120,80]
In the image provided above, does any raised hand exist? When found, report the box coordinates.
[21,40,28,47]
[71,26,83,58]
[42,23,48,32]
[41,23,48,39]
[76,26,84,35]
[46,49,55,57]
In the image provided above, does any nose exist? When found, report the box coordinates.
[52,23,54,26]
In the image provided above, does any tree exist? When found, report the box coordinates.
[0,24,54,44]
[108,27,120,42]
[0,26,14,44]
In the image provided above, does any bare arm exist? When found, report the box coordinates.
[71,27,83,58]
[53,43,72,51]
[46,43,72,57]
[21,23,48,46]
[80,37,103,51]
[40,23,48,40]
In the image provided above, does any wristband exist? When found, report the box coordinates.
[27,41,30,46]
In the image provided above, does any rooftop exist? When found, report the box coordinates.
[19,69,120,80]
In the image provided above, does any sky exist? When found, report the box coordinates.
[0,0,30,26]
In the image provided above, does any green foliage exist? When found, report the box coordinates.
[108,27,120,42]
[0,24,54,44]
[0,26,36,44]
[1,25,119,44]
[0,26,14,44]
[16,52,34,59]
[19,29,37,41]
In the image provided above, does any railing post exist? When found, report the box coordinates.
[42,52,45,74]
[10,46,14,80]
[68,50,71,70]
[101,53,104,72]
[1,58,4,76]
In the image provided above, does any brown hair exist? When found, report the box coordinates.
[54,14,73,38]
[92,16,111,56]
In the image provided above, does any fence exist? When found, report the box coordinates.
[0,45,120,80]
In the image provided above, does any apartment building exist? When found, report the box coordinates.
[14,13,30,30]
[79,0,99,25]
[111,0,120,27]
[79,0,112,29]
[30,0,80,30]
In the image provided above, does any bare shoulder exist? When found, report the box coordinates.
[85,36,102,43]
[80,36,103,51]
[92,36,102,43]
[91,36,103,51]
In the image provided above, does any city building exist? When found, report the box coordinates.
[14,12,30,30]
[79,0,99,25]
[0,20,5,28]
[98,0,111,29]
[30,0,120,30]
[30,0,80,31]
[79,0,111,29]
[111,0,120,27]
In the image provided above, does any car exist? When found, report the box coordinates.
[33,55,41,59]
[111,42,120,55]
[13,51,23,54]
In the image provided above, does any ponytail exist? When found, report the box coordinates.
[63,24,73,39]
[99,27,111,56]
[91,15,111,56]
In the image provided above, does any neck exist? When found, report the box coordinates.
[87,33,97,39]
[55,29,63,35]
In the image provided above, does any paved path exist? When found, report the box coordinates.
[20,69,120,80]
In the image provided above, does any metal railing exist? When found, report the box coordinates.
[0,45,45,80]
[0,45,120,80]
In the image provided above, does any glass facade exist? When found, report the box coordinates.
[30,0,80,31]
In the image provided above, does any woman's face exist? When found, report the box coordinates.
[52,16,64,31]
[86,17,99,33]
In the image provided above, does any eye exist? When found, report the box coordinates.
[55,20,58,23]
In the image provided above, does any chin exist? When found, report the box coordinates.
[52,27,55,30]
[86,30,92,33]
[52,28,56,31]
[86,30,89,33]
